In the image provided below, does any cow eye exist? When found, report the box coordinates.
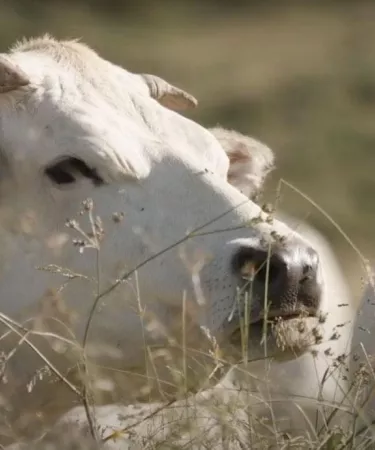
[45,157,104,187]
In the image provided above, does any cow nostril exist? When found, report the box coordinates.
[251,260,282,286]
[232,248,284,288]
[300,259,319,286]
[302,264,310,275]
[300,248,319,282]
[301,264,313,281]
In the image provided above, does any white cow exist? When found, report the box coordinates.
[6,129,355,449]
[0,35,353,444]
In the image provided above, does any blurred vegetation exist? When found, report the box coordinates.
[1,0,375,298]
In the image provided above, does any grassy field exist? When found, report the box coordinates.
[0,2,375,447]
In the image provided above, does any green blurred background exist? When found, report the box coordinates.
[1,0,374,301]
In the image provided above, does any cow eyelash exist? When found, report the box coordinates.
[45,156,104,187]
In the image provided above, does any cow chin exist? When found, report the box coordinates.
[228,316,322,364]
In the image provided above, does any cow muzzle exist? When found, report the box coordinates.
[227,238,323,356]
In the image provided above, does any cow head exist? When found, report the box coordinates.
[0,36,324,410]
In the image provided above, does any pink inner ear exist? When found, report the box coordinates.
[228,145,252,168]
[208,127,275,198]
[227,144,253,185]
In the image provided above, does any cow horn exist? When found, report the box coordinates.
[141,74,198,110]
[0,56,30,94]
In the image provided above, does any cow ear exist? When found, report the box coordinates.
[140,74,198,111]
[0,56,30,94]
[209,127,275,199]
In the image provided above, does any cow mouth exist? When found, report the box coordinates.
[229,308,318,345]
[254,309,317,325]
